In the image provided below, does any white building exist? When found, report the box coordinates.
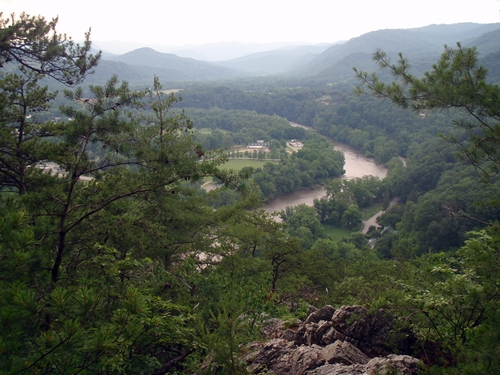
[247,140,269,149]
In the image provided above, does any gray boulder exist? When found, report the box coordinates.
[308,354,420,375]
[243,305,420,375]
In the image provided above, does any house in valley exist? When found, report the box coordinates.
[247,140,269,149]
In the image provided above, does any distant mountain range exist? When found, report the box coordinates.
[94,41,326,61]
[89,22,500,86]
[86,47,239,86]
[212,44,334,75]
[299,22,500,81]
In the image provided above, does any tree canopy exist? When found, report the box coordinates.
[354,43,500,178]
[0,12,100,85]
[2,12,500,374]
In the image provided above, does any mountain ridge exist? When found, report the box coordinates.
[92,22,500,85]
[299,22,500,80]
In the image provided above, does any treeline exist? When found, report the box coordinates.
[376,140,500,256]
[179,85,326,130]
[276,175,385,249]
[0,68,304,373]
[314,176,386,226]
[182,107,306,150]
[178,107,346,201]
[178,82,500,257]
[178,84,453,163]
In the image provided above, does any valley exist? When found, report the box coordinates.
[2,14,500,374]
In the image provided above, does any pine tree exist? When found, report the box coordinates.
[0,12,100,85]
[355,43,500,179]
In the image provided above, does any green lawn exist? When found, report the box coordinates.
[360,202,383,220]
[196,128,231,135]
[322,224,353,242]
[219,159,275,170]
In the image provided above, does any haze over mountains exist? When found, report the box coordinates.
[87,22,500,86]
[95,41,328,61]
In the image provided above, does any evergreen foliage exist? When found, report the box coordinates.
[355,43,500,179]
[0,12,100,85]
[2,12,500,375]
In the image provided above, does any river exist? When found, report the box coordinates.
[263,123,388,214]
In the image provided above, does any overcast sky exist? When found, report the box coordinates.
[2,0,499,47]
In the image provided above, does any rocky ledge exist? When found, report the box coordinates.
[242,305,420,375]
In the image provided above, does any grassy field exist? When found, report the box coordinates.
[359,202,383,220]
[196,128,231,135]
[219,159,275,170]
[322,224,354,242]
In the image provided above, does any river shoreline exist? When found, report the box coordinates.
[262,123,388,214]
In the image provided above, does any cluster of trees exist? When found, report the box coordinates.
[177,44,500,261]
[178,85,322,127]
[252,135,345,200]
[275,176,385,250]
[183,108,305,151]
[178,80,452,164]
[314,176,385,228]
[310,95,452,163]
[357,45,500,257]
[375,143,500,256]
[0,14,309,373]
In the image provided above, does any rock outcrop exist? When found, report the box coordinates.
[243,305,419,375]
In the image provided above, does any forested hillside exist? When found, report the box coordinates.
[1,13,500,375]
[83,22,500,86]
[212,44,332,75]
[86,48,240,85]
[175,26,500,372]
[299,22,500,79]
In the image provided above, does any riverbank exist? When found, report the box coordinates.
[262,123,388,215]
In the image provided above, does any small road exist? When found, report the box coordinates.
[362,197,400,234]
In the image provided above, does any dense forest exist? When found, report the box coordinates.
[1,13,500,375]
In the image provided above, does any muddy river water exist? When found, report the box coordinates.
[263,123,388,214]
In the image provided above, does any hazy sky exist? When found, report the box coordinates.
[1,0,499,46]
